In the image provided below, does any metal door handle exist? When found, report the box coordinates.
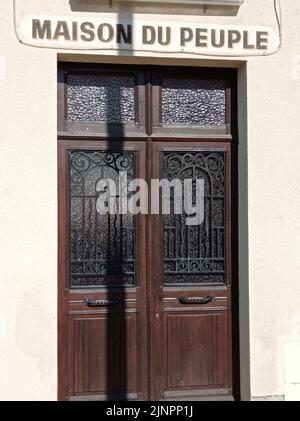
[85,298,122,307]
[178,295,214,305]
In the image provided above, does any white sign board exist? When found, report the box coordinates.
[17,14,280,56]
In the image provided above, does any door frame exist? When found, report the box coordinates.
[57,62,243,401]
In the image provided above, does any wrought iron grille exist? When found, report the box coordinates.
[69,151,135,288]
[163,151,226,286]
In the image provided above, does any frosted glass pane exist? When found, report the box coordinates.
[162,78,226,126]
[67,74,135,123]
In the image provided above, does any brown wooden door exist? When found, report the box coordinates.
[58,140,148,400]
[150,142,232,400]
[58,64,238,401]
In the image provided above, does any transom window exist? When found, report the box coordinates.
[58,65,234,138]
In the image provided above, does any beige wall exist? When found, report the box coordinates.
[0,0,300,400]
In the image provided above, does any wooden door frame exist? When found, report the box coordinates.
[57,63,242,401]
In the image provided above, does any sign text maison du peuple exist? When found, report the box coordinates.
[18,15,280,55]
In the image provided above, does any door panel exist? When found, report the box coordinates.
[71,315,137,397]
[58,140,147,401]
[150,142,232,400]
[165,312,228,389]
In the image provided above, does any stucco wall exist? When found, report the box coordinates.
[0,0,299,400]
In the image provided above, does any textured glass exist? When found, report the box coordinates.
[67,74,135,123]
[163,151,226,286]
[162,78,226,126]
[70,151,135,288]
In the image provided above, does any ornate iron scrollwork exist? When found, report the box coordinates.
[70,151,135,288]
[163,151,226,286]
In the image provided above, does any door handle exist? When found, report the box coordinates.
[178,295,214,305]
[85,298,122,307]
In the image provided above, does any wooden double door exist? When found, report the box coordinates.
[58,64,238,401]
